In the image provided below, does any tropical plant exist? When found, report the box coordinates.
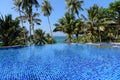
[21,0,39,43]
[65,0,83,18]
[13,0,24,27]
[41,0,53,40]
[54,12,75,42]
[20,12,41,36]
[110,0,120,42]
[0,14,27,46]
[74,18,84,41]
[46,33,56,44]
[34,29,47,45]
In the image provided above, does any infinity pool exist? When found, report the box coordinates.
[0,43,120,80]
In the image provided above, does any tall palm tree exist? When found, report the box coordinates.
[13,0,24,27]
[20,12,41,35]
[65,0,83,18]
[21,0,39,43]
[41,0,53,40]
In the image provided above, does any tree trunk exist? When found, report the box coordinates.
[19,7,24,27]
[98,29,101,43]
[76,34,79,42]
[29,6,33,45]
[19,8,26,45]
[91,21,94,42]
[47,16,53,44]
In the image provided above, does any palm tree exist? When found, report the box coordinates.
[20,12,41,36]
[34,29,47,45]
[41,0,53,41]
[46,33,56,44]
[18,27,28,45]
[86,4,99,42]
[21,0,39,43]
[54,12,75,42]
[13,0,24,27]
[74,18,84,41]
[65,0,83,18]
[110,0,120,42]
[0,14,26,46]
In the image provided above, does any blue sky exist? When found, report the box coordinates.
[0,0,115,36]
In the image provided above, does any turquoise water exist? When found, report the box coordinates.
[53,36,66,43]
[0,43,120,79]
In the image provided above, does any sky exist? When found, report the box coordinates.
[0,0,115,36]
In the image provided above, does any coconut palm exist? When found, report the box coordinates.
[54,12,75,42]
[18,27,28,45]
[110,0,120,42]
[41,0,53,40]
[86,4,99,42]
[65,0,83,18]
[0,14,26,46]
[13,0,24,27]
[46,33,56,44]
[34,29,47,45]
[20,12,41,36]
[21,0,39,43]
[74,18,84,41]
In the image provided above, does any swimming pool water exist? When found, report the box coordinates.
[0,43,120,80]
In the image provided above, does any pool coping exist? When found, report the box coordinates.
[0,45,28,49]
[0,43,120,49]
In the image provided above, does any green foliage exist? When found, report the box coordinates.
[65,0,83,17]
[46,33,56,44]
[41,0,53,16]
[34,29,47,45]
[0,14,27,46]
[33,29,56,45]
[54,12,76,42]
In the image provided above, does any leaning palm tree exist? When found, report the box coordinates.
[41,0,53,40]
[65,0,83,18]
[21,0,39,43]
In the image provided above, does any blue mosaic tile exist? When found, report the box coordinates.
[0,43,120,79]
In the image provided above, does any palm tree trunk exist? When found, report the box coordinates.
[47,16,53,43]
[76,34,79,42]
[29,6,33,45]
[91,21,94,42]
[99,30,101,43]
[18,8,26,45]
[117,12,120,42]
[19,8,24,27]
[29,21,32,43]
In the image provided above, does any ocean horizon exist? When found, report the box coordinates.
[53,36,67,43]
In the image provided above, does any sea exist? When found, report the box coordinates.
[53,36,67,43]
